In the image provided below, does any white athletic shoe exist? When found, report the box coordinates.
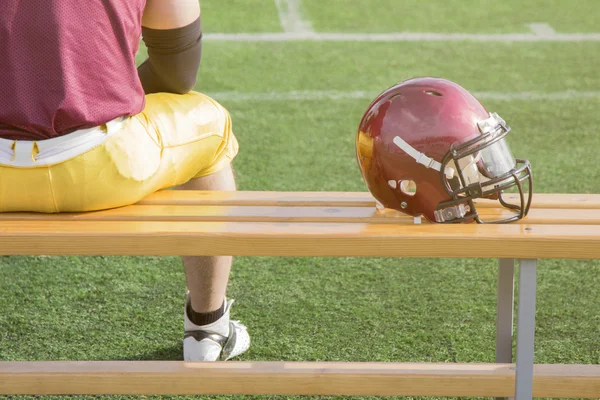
[183,295,250,361]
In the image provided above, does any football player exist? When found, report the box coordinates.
[0,0,249,361]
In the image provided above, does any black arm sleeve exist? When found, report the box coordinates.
[137,17,202,95]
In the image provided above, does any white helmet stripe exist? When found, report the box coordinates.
[393,136,455,179]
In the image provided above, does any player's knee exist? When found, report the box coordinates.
[178,164,236,191]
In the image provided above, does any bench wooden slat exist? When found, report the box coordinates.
[1,206,599,225]
[1,361,598,397]
[0,221,599,259]
[138,191,600,210]
[139,190,378,207]
[0,206,396,223]
[477,193,600,209]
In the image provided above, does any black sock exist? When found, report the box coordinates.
[186,300,225,326]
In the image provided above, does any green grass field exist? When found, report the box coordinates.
[1,1,599,399]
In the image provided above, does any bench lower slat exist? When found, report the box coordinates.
[1,361,599,397]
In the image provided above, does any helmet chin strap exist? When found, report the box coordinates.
[393,136,455,179]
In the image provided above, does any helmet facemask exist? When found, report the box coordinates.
[436,113,533,223]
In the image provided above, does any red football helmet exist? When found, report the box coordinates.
[356,77,532,223]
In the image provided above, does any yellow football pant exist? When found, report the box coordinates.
[0,92,238,212]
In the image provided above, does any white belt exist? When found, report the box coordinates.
[0,117,126,167]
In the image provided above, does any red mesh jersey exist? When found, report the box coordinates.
[0,0,146,140]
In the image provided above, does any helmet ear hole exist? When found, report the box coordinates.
[399,180,417,196]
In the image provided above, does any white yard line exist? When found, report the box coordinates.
[207,17,598,42]
[274,0,314,33]
[474,91,600,101]
[205,32,600,42]
[207,90,600,102]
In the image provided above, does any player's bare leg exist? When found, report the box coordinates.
[175,164,250,361]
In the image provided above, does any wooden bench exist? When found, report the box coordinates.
[1,190,600,399]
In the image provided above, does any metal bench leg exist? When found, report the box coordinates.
[496,258,515,400]
[514,258,537,400]
[497,258,515,363]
